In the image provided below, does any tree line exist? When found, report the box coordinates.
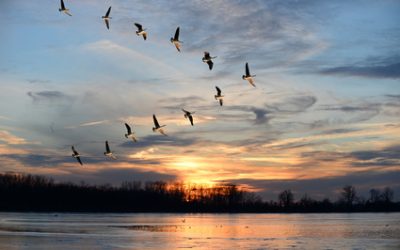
[0,173,398,212]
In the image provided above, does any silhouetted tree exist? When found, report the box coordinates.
[121,181,142,191]
[299,193,315,210]
[369,188,382,203]
[381,187,394,203]
[278,189,294,208]
[0,173,398,213]
[340,185,357,207]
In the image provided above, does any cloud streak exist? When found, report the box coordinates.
[0,0,399,201]
[0,130,28,145]
[319,61,400,79]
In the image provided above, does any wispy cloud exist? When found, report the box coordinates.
[318,56,400,79]
[1,0,400,201]
[350,145,400,167]
[26,79,51,84]
[0,116,12,121]
[64,119,111,129]
[320,62,400,79]
[120,134,200,149]
[266,95,317,114]
[27,91,73,104]
[0,130,28,145]
[79,120,110,127]
[82,40,183,78]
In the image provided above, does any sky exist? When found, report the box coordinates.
[0,0,399,201]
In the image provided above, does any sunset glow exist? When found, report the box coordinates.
[0,0,399,200]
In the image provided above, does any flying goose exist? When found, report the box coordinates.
[242,62,256,87]
[104,141,116,159]
[182,109,195,126]
[202,52,217,70]
[214,86,224,106]
[134,23,147,40]
[170,27,182,52]
[124,123,137,142]
[59,0,72,16]
[71,146,82,165]
[152,114,167,136]
[102,6,112,30]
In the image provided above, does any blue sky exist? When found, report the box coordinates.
[0,0,399,201]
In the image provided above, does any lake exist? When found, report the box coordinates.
[0,212,399,249]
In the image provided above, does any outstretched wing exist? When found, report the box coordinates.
[143,32,147,40]
[76,156,83,165]
[159,129,167,136]
[125,123,132,134]
[182,108,188,114]
[216,86,221,96]
[248,78,256,87]
[105,141,110,153]
[105,6,111,17]
[207,60,213,70]
[105,19,110,30]
[174,27,180,40]
[174,42,181,52]
[134,22,142,30]
[65,11,72,16]
[245,62,250,76]
[153,114,160,128]
[219,99,223,106]
[189,115,194,126]
[61,0,65,9]
[204,51,210,59]
[72,146,78,155]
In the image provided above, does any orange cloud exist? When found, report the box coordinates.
[0,130,28,145]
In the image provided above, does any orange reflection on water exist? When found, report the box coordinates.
[119,213,400,249]
[1,213,399,249]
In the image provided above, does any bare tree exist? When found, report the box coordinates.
[369,188,381,203]
[279,189,294,208]
[299,193,314,208]
[381,187,394,203]
[341,185,357,207]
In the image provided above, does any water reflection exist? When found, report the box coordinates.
[112,225,185,232]
[0,213,399,249]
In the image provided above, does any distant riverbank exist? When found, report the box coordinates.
[1,173,399,213]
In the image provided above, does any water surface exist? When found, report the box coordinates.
[0,212,399,249]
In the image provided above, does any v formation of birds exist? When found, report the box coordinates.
[59,0,257,165]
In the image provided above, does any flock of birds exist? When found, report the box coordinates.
[60,0,257,165]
